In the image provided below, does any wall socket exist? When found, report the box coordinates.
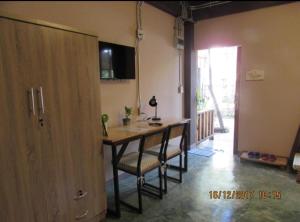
[178,85,184,94]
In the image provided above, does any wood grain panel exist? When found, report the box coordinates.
[34,24,77,222]
[0,18,48,222]
[0,13,97,37]
[169,125,185,140]
[0,16,106,222]
[69,31,106,220]
[143,132,165,150]
[36,25,105,221]
[103,119,190,145]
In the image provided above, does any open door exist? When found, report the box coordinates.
[196,46,241,155]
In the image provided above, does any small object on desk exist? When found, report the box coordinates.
[148,122,163,127]
[136,112,148,121]
[152,117,161,121]
[122,106,132,126]
[149,96,161,121]
[101,113,109,136]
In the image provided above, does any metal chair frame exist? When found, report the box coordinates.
[117,128,167,213]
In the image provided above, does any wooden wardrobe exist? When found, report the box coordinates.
[0,14,106,221]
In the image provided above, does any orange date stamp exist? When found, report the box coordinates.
[209,190,281,200]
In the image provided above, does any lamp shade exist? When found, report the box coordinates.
[148,96,161,121]
[149,96,157,107]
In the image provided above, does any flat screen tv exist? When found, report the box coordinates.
[99,41,135,80]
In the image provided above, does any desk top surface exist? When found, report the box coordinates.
[103,118,190,145]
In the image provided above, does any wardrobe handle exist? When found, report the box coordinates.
[75,210,88,220]
[73,191,88,200]
[37,86,45,115]
[28,88,36,116]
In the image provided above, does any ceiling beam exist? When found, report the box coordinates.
[146,1,293,21]
[146,1,179,17]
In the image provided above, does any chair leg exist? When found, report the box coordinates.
[137,178,143,214]
[166,155,183,184]
[179,153,182,183]
[158,166,163,199]
[119,175,144,214]
[164,164,168,194]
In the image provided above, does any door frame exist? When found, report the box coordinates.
[233,46,242,154]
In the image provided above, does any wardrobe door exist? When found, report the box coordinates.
[37,27,106,221]
[35,27,81,221]
[0,18,47,222]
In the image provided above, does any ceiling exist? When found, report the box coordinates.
[146,1,292,21]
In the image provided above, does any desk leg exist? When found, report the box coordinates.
[111,144,121,217]
[107,142,129,218]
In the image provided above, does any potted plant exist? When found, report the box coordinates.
[101,113,109,136]
[123,106,132,126]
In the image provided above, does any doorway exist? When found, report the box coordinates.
[196,46,240,154]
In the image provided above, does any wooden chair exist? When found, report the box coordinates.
[117,128,167,213]
[146,122,188,193]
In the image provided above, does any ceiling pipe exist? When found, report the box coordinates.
[189,1,232,11]
[178,1,194,23]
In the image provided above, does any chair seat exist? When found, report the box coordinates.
[293,153,300,171]
[118,152,160,174]
[146,144,181,160]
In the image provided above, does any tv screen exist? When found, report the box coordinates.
[99,41,135,80]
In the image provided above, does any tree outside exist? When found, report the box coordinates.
[197,47,238,131]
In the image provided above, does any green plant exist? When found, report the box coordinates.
[101,113,109,136]
[124,106,132,119]
[101,113,109,123]
[196,89,201,105]
[196,89,206,110]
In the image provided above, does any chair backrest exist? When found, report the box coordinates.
[169,124,186,140]
[140,128,167,151]
[165,122,188,153]
[137,128,167,173]
[143,132,165,150]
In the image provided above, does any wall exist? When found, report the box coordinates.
[0,1,183,179]
[195,2,300,157]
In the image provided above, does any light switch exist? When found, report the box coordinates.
[246,69,265,81]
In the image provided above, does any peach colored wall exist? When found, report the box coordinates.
[0,1,183,179]
[0,1,183,125]
[195,2,300,157]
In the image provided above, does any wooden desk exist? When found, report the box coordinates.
[103,119,190,217]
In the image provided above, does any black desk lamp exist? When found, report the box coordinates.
[149,96,161,121]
